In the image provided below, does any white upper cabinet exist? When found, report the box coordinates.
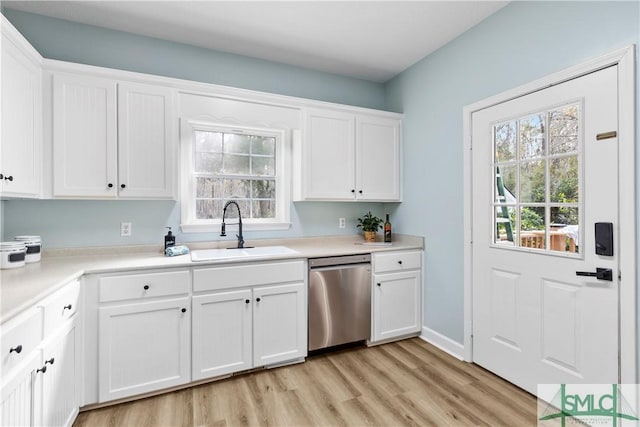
[53,73,118,198]
[52,73,175,199]
[302,109,356,200]
[1,19,42,198]
[297,108,401,202]
[118,82,174,198]
[356,115,401,201]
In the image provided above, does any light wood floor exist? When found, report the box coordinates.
[74,338,537,426]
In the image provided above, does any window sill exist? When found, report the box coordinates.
[180,222,291,233]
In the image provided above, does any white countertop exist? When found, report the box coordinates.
[1,234,423,323]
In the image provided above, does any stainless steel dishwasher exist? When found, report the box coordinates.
[308,254,371,351]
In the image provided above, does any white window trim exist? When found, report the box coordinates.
[179,118,292,233]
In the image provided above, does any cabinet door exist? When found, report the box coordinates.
[303,109,355,200]
[40,320,79,427]
[372,270,421,342]
[192,289,252,380]
[356,115,401,201]
[0,351,40,427]
[253,283,306,366]
[118,82,175,199]
[53,73,117,197]
[98,297,190,402]
[1,34,41,197]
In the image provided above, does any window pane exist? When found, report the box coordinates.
[223,179,251,198]
[496,165,516,203]
[221,199,250,219]
[520,206,545,249]
[494,121,517,162]
[495,205,515,246]
[550,206,579,226]
[223,134,250,154]
[550,207,579,253]
[520,160,545,203]
[252,157,275,176]
[252,137,275,156]
[550,156,578,203]
[195,152,222,173]
[196,177,223,198]
[252,200,276,219]
[195,131,222,153]
[196,199,223,219]
[549,104,579,155]
[222,154,250,175]
[252,180,276,199]
[519,114,546,159]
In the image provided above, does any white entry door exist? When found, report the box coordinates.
[472,66,619,395]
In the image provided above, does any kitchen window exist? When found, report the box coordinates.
[180,120,291,232]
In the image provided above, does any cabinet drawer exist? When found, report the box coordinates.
[193,261,305,293]
[42,280,80,336]
[373,250,422,274]
[99,270,190,303]
[1,307,43,376]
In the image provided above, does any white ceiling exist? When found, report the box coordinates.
[3,1,509,82]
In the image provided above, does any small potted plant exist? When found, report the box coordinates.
[357,211,384,242]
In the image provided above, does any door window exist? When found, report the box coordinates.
[493,102,581,255]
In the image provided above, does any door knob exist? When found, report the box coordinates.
[576,268,613,281]
[9,345,22,354]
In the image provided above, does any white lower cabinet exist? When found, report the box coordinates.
[1,350,40,427]
[98,297,190,402]
[40,320,79,427]
[371,251,422,343]
[192,261,307,382]
[192,289,253,380]
[253,283,306,366]
[1,280,80,427]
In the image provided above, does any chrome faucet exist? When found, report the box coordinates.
[220,200,245,248]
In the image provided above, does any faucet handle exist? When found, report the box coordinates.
[220,222,226,237]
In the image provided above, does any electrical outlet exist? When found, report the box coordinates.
[339,218,346,229]
[121,222,132,237]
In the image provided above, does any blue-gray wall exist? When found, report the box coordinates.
[2,9,385,109]
[1,8,387,248]
[385,1,640,344]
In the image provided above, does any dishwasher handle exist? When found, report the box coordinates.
[309,263,370,273]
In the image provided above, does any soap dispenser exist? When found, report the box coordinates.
[164,227,175,250]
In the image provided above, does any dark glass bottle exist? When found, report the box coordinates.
[384,214,392,243]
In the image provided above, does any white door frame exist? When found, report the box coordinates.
[463,45,637,384]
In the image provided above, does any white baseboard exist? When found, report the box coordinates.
[420,326,465,361]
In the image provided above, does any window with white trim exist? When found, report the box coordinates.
[180,120,291,232]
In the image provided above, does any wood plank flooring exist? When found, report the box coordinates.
[74,338,537,427]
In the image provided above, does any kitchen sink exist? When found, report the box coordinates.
[190,246,299,262]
